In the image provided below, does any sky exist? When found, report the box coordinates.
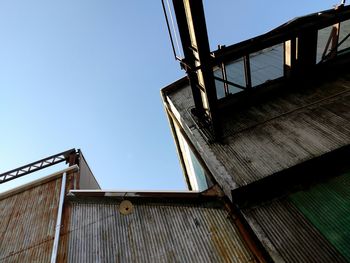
[0,0,340,192]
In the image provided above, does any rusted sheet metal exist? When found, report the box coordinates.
[0,177,62,262]
[242,198,347,263]
[165,70,350,193]
[56,201,72,263]
[58,198,257,263]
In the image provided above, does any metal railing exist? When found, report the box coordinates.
[211,5,350,99]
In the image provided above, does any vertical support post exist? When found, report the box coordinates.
[221,63,229,96]
[285,30,317,77]
[172,0,221,139]
[296,30,318,74]
[244,55,252,89]
[219,45,229,96]
[284,39,297,78]
[172,0,205,116]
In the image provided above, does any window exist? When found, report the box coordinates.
[338,19,350,53]
[317,25,336,63]
[250,43,284,87]
[174,125,209,191]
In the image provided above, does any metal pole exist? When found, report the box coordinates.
[50,172,67,263]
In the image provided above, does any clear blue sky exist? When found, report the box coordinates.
[0,0,339,192]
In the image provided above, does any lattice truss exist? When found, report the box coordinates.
[0,149,76,184]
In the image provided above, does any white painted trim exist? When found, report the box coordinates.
[70,189,199,194]
[51,172,67,263]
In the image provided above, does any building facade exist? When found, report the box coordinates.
[0,151,263,262]
[161,0,350,262]
[1,1,350,262]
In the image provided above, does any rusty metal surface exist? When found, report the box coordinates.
[242,198,347,263]
[58,197,257,263]
[56,200,72,263]
[0,177,62,262]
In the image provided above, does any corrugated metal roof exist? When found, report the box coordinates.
[289,171,350,262]
[166,71,350,191]
[0,177,62,262]
[242,198,347,263]
[58,197,257,263]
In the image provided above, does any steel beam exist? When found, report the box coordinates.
[0,149,77,184]
[172,0,221,139]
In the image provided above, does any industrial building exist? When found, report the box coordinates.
[1,1,350,262]
[161,0,350,262]
[0,149,260,262]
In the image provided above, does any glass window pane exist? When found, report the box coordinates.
[174,125,208,191]
[189,150,208,191]
[213,68,225,99]
[317,25,334,63]
[225,58,246,94]
[339,19,350,52]
[214,59,245,99]
[250,43,283,87]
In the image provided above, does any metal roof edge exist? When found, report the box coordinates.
[231,145,350,208]
[68,184,223,199]
[68,189,201,199]
[160,76,188,97]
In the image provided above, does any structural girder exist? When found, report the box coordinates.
[0,149,77,184]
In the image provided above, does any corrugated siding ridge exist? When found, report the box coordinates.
[0,177,62,262]
[61,200,257,263]
[289,172,350,262]
[242,198,346,263]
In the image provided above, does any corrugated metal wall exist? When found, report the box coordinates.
[58,198,256,263]
[0,177,62,262]
[242,198,347,263]
[289,172,350,262]
[167,72,350,195]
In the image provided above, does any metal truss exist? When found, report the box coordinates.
[0,149,77,184]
